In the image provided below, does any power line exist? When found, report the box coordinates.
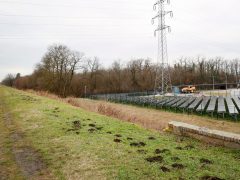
[0,22,133,27]
[0,1,90,7]
[0,13,145,20]
[152,0,173,94]
[0,34,153,39]
[0,33,153,37]
[0,0,129,6]
[0,0,146,9]
[0,36,153,40]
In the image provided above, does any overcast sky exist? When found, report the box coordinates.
[0,0,240,80]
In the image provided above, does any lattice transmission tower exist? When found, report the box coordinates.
[152,0,173,94]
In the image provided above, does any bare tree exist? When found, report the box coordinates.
[33,44,84,97]
[1,74,16,87]
[87,57,101,92]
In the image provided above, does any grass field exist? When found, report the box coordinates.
[0,86,240,180]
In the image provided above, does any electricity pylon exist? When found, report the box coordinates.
[152,0,173,94]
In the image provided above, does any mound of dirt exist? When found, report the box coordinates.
[172,163,185,169]
[175,146,183,150]
[148,136,156,140]
[200,158,213,164]
[89,123,96,127]
[114,139,122,143]
[200,175,224,180]
[88,128,96,133]
[96,127,103,130]
[145,156,163,163]
[160,166,170,172]
[73,120,81,129]
[155,149,170,154]
[130,142,146,147]
[139,142,146,146]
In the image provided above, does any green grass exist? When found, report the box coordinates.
[1,86,240,180]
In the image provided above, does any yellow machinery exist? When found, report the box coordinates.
[181,86,196,93]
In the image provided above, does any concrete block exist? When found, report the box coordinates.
[168,121,240,149]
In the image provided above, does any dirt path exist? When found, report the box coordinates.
[0,95,54,179]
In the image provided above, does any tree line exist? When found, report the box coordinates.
[1,44,240,97]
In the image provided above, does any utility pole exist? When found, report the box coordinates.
[152,0,173,95]
[212,76,215,90]
[84,85,87,98]
[225,63,228,91]
[237,74,240,89]
[226,75,228,90]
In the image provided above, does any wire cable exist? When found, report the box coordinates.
[0,13,146,20]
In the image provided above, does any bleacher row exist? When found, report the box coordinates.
[100,95,240,119]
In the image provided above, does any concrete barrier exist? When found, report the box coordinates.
[168,121,240,149]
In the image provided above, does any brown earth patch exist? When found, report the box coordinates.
[12,147,46,177]
[89,123,96,127]
[160,166,170,172]
[155,149,170,154]
[114,139,122,143]
[175,146,183,150]
[200,158,213,164]
[73,120,81,129]
[200,175,224,180]
[88,128,96,133]
[145,156,163,163]
[148,136,156,140]
[172,163,185,169]
[10,132,24,142]
[130,142,146,147]
[96,127,103,130]
[115,134,122,138]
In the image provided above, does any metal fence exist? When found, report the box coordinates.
[89,92,240,121]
